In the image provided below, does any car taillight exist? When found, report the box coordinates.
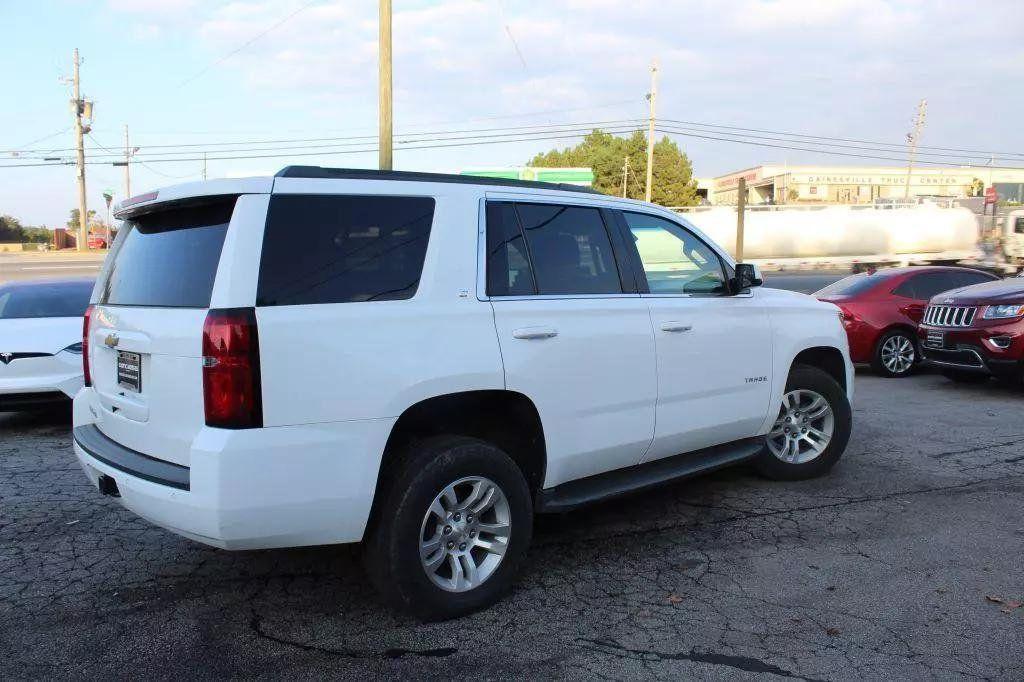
[202,308,262,429]
[82,305,94,387]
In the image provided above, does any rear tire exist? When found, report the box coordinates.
[941,370,990,384]
[754,365,852,481]
[363,435,532,621]
[871,329,917,378]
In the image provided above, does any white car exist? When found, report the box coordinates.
[73,168,853,620]
[0,278,92,411]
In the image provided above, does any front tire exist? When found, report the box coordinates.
[364,435,532,621]
[871,329,917,378]
[754,365,852,481]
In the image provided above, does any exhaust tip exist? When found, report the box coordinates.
[97,474,120,498]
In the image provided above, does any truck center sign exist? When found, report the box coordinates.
[790,173,972,186]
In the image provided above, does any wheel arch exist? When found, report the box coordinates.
[791,345,848,394]
[365,390,548,537]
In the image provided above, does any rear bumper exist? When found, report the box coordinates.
[72,389,396,550]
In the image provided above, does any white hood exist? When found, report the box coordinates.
[0,317,82,355]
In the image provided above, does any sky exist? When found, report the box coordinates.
[2,0,1023,227]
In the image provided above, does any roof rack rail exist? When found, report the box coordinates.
[275,166,603,194]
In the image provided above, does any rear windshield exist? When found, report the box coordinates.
[814,272,887,297]
[257,194,435,306]
[0,281,93,319]
[97,198,236,308]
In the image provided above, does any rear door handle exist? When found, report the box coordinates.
[660,322,693,333]
[512,327,559,340]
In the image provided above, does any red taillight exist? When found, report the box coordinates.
[202,308,262,429]
[82,305,94,387]
[837,305,857,327]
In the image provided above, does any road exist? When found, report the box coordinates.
[0,254,105,283]
[763,270,848,294]
[1,371,1022,679]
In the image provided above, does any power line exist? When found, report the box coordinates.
[16,118,646,155]
[178,0,322,88]
[0,127,646,168]
[60,122,645,161]
[655,124,1024,169]
[1,127,71,155]
[659,122,1021,164]
[661,117,1024,158]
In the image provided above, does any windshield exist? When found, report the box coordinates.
[814,272,887,297]
[0,280,93,319]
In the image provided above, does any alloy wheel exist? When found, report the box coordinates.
[881,335,915,375]
[419,476,511,592]
[767,389,835,464]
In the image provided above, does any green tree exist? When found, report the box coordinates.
[0,215,26,242]
[528,129,699,206]
[66,208,97,230]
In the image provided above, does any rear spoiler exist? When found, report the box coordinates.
[113,177,274,219]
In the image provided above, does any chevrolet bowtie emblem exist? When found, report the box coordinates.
[0,352,12,365]
[104,333,120,348]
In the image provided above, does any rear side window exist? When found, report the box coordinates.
[257,195,434,306]
[514,203,622,295]
[97,198,235,308]
[0,281,93,319]
[901,271,997,300]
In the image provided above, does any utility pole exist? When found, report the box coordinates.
[736,177,747,261]
[378,0,393,171]
[903,98,927,200]
[202,152,208,180]
[123,124,132,198]
[621,156,630,198]
[71,49,88,252]
[644,60,658,203]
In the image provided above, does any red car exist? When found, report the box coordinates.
[918,276,1024,384]
[815,266,999,377]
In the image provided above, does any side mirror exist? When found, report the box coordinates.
[732,263,763,293]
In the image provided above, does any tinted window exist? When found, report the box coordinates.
[514,203,621,295]
[814,273,887,297]
[622,212,728,295]
[0,281,93,319]
[97,198,235,308]
[486,202,535,296]
[1015,216,1024,234]
[257,195,434,306]
[910,271,997,299]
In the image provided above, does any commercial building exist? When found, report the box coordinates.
[459,167,594,186]
[711,164,1024,206]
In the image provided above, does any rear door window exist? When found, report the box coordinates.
[97,198,236,308]
[513,203,622,295]
[257,194,435,306]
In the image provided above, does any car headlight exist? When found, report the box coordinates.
[62,342,84,354]
[982,304,1024,320]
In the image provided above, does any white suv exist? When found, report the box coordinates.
[73,167,853,620]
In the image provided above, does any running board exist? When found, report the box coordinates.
[536,437,764,513]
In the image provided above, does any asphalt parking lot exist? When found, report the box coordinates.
[1,370,1022,680]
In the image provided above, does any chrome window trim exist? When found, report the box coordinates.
[476,192,747,302]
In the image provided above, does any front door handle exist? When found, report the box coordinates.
[512,327,559,340]
[660,322,693,333]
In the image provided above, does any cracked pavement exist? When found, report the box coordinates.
[1,371,1023,680]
